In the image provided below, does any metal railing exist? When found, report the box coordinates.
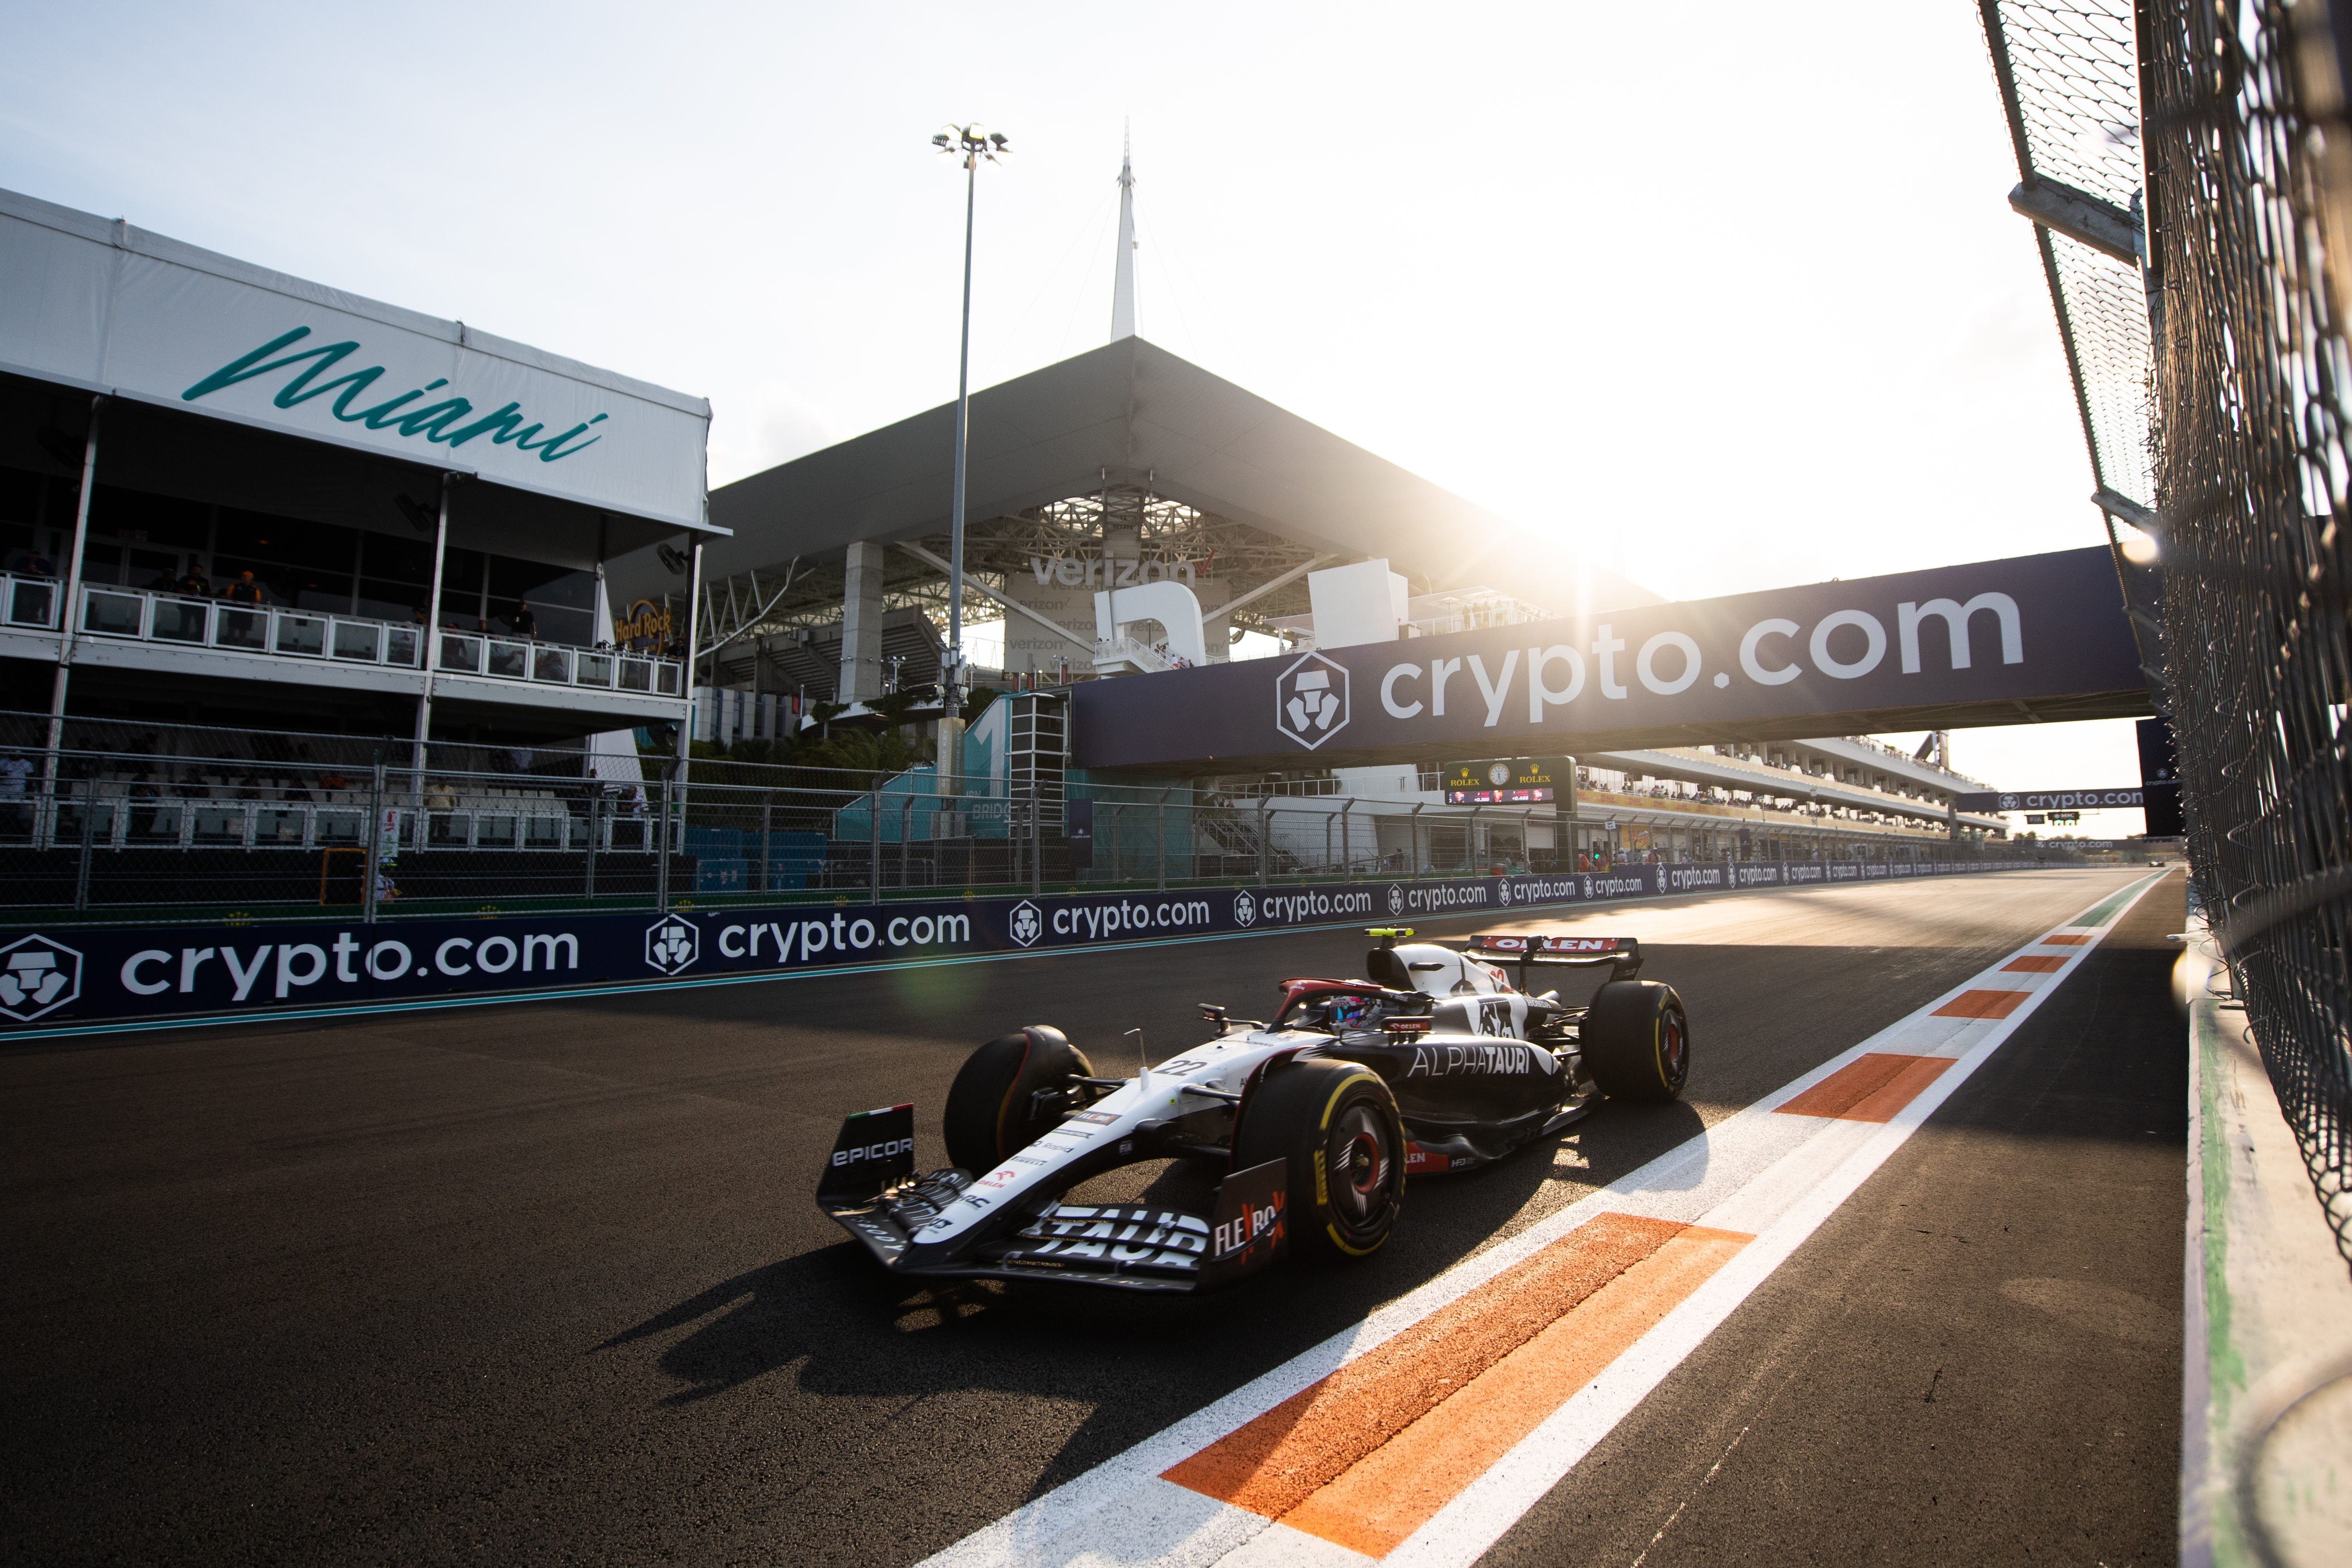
[0,573,683,697]
[0,742,2102,927]
[1091,635,1174,673]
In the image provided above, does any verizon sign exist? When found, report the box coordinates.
[1071,548,2149,772]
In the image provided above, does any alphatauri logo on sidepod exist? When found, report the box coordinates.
[0,934,81,1023]
[645,916,699,975]
[1275,651,1350,750]
[1009,902,1043,947]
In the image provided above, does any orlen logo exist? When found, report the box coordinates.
[1275,651,1350,750]
[830,1137,913,1168]
[1213,1190,1287,1260]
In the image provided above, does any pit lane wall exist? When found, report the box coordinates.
[0,859,2037,1031]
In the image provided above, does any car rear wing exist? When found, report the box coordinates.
[1464,933,1643,985]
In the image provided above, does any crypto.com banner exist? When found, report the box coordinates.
[1070,547,2148,773]
[0,860,2033,1030]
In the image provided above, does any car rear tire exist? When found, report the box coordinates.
[1582,981,1689,1102]
[942,1026,1094,1174]
[1231,1058,1405,1262]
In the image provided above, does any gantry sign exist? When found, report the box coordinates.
[1072,547,2152,773]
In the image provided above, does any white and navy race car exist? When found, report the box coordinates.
[815,928,1689,1293]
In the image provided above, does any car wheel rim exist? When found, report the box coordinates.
[1660,1012,1687,1083]
[1328,1102,1395,1232]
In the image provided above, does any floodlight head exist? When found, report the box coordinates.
[932,131,952,148]
[988,132,1008,149]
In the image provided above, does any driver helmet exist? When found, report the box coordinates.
[1326,993,1370,1028]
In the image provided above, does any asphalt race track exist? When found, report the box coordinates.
[0,866,2183,1566]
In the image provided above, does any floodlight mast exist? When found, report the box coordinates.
[933,124,1008,791]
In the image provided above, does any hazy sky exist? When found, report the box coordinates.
[0,2,2156,828]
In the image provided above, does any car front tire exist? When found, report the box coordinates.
[1232,1058,1405,1262]
[942,1026,1093,1175]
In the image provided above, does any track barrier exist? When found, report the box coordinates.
[0,858,2057,1032]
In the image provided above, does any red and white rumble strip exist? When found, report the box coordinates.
[919,873,2166,1568]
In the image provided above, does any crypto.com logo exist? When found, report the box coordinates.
[644,916,700,976]
[0,934,81,1023]
[1234,891,1257,927]
[1008,901,1043,947]
[1275,651,1350,750]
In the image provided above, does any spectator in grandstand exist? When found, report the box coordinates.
[178,564,212,597]
[509,600,538,640]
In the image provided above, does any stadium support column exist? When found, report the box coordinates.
[412,474,457,810]
[674,537,705,787]
[42,395,102,799]
[840,540,885,703]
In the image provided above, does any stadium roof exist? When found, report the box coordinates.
[610,336,1655,623]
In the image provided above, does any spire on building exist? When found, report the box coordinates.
[1111,127,1137,341]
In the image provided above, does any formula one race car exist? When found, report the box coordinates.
[815,929,1689,1293]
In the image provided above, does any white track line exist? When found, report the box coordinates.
[920,872,2167,1568]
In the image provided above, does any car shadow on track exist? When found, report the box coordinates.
[595,1092,1707,1510]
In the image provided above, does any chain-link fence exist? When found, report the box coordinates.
[0,734,2092,928]
[1983,0,2352,1273]
[1981,0,2158,511]
[2139,1,2352,1273]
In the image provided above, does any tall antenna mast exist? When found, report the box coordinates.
[1111,125,1138,341]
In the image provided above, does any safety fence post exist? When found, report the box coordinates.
[364,762,385,924]
[1340,799,1354,878]
[1257,797,1271,885]
[871,787,883,903]
[73,777,95,912]
[583,786,601,905]
[1410,802,1426,878]
[899,792,916,890]
[656,775,672,913]
[1030,788,1042,897]
[1155,789,1168,891]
